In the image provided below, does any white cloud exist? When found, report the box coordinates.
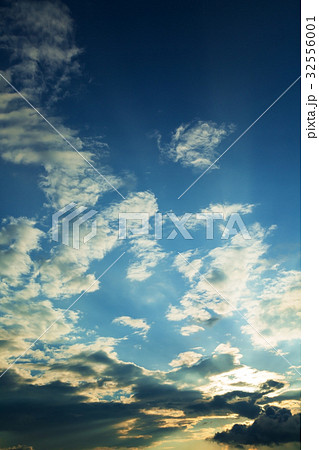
[168,223,269,320]
[0,2,168,388]
[126,236,166,282]
[113,316,150,337]
[106,191,167,282]
[158,120,234,169]
[38,212,120,298]
[169,351,203,367]
[180,325,204,336]
[197,202,255,220]
[105,191,159,218]
[0,1,124,209]
[0,94,123,208]
[167,296,211,322]
[174,251,202,281]
[40,191,167,298]
[0,295,79,369]
[200,365,285,397]
[0,217,43,285]
[241,270,301,347]
[167,215,300,348]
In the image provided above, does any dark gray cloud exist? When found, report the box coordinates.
[0,350,291,450]
[259,379,285,393]
[210,406,301,447]
[186,389,262,420]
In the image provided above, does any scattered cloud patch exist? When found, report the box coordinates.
[157,120,235,169]
[0,0,81,102]
[113,316,150,337]
[169,351,203,368]
[180,325,204,336]
[167,219,300,348]
[0,217,43,285]
[126,236,166,282]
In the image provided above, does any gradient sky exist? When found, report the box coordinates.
[0,1,300,449]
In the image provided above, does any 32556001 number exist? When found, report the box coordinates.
[306,18,316,78]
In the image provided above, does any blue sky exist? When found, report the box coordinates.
[0,1,300,449]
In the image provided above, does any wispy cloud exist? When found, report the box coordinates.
[107,191,167,282]
[0,89,124,209]
[180,324,204,336]
[157,120,235,169]
[126,236,166,282]
[0,0,124,209]
[113,316,151,337]
[0,0,81,102]
[168,207,300,348]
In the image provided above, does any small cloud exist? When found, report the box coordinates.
[180,325,204,336]
[169,351,203,368]
[0,217,44,284]
[113,316,150,337]
[157,120,235,170]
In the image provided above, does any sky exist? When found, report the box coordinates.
[0,1,301,449]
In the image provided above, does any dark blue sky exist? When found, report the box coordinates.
[63,0,301,237]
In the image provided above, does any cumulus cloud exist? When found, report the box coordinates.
[241,269,301,347]
[0,298,79,368]
[157,120,234,169]
[38,215,119,299]
[174,251,203,281]
[210,405,301,446]
[199,365,285,398]
[0,342,291,449]
[0,191,166,374]
[167,217,300,348]
[169,351,203,368]
[38,191,164,299]
[0,217,43,285]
